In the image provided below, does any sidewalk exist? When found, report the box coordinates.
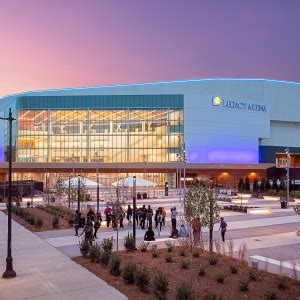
[0,212,127,300]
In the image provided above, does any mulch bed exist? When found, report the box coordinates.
[72,247,300,299]
[10,207,72,232]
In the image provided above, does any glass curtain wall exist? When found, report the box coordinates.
[16,109,183,163]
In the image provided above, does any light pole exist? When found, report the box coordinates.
[132,176,137,249]
[95,152,100,212]
[1,108,17,278]
[77,174,81,212]
[285,148,291,207]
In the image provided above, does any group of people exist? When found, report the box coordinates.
[73,205,228,245]
[73,208,102,244]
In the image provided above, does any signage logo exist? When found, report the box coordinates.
[212,96,222,106]
[212,96,267,113]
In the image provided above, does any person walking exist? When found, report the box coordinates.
[104,205,112,228]
[154,209,159,228]
[146,206,153,227]
[79,219,93,245]
[93,211,102,239]
[171,207,177,228]
[126,204,133,225]
[161,207,166,226]
[73,209,81,236]
[157,210,163,231]
[219,217,227,242]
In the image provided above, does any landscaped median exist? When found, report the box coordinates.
[72,236,300,300]
[10,204,74,232]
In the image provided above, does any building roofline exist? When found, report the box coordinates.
[2,77,300,100]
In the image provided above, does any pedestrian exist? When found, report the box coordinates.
[136,207,141,227]
[119,208,125,228]
[179,224,188,237]
[154,209,159,228]
[73,209,81,236]
[140,205,147,229]
[87,208,95,221]
[126,204,133,225]
[144,226,155,241]
[157,210,163,231]
[104,205,112,228]
[171,207,177,228]
[79,219,93,245]
[219,217,227,242]
[93,211,102,239]
[161,207,166,226]
[146,206,153,227]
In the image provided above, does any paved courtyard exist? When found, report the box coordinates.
[1,196,300,299]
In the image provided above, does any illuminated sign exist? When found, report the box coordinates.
[212,96,267,112]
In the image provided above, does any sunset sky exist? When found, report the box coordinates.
[0,0,299,97]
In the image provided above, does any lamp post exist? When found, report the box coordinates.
[95,152,100,212]
[1,108,16,278]
[285,148,291,207]
[132,176,137,248]
[77,175,81,212]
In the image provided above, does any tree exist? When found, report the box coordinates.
[272,179,278,191]
[54,177,66,203]
[244,177,250,192]
[238,178,244,193]
[265,179,271,191]
[184,180,220,252]
[253,179,258,194]
[260,178,266,193]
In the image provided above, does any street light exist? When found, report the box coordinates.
[95,152,100,212]
[1,108,16,278]
[132,176,137,249]
[285,148,291,207]
[77,174,81,212]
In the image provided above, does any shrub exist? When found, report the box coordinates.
[275,275,288,290]
[248,269,261,281]
[165,252,173,263]
[265,289,277,300]
[79,239,90,257]
[89,243,102,263]
[139,241,150,252]
[229,264,238,274]
[181,258,191,269]
[179,247,188,257]
[151,247,160,258]
[208,255,218,265]
[109,255,122,276]
[34,217,43,228]
[29,215,35,225]
[176,283,192,300]
[192,250,200,258]
[216,270,227,283]
[198,265,207,277]
[135,267,150,292]
[239,278,249,291]
[101,238,113,253]
[153,272,169,299]
[99,250,111,267]
[124,233,135,252]
[165,240,174,252]
[203,293,217,300]
[123,261,137,285]
[52,216,59,228]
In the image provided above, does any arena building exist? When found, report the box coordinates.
[0,78,300,189]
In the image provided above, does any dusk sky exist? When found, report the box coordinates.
[1,0,300,97]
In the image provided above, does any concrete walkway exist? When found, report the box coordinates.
[0,212,127,300]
